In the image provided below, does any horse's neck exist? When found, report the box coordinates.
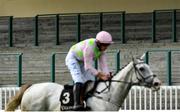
[93,62,135,109]
[114,62,135,85]
[110,62,134,106]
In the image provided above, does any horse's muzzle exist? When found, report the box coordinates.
[152,77,161,91]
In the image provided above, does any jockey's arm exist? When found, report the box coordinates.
[83,48,110,80]
[99,52,110,75]
[83,47,98,75]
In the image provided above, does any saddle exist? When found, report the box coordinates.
[59,81,96,111]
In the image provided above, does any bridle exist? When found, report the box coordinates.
[96,61,157,93]
[91,61,158,107]
[133,62,157,87]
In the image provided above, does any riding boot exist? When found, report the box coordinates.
[73,82,84,111]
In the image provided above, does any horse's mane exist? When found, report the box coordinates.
[119,62,131,71]
[114,57,144,76]
[113,62,131,76]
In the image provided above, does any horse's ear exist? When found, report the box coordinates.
[132,57,139,64]
[140,53,145,60]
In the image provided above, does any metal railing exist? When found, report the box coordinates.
[0,16,13,47]
[121,86,180,110]
[0,86,179,110]
[0,87,19,110]
[152,9,178,43]
[0,53,23,87]
[1,9,180,47]
[0,49,179,86]
[50,52,67,82]
[33,9,180,44]
[145,49,180,85]
[34,14,60,46]
[0,9,179,47]
[34,11,125,46]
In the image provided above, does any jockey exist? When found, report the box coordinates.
[65,31,113,110]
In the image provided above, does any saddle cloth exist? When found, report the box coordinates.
[60,85,74,111]
[59,81,96,111]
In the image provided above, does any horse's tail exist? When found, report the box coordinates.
[5,84,32,111]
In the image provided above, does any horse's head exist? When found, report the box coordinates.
[132,57,161,91]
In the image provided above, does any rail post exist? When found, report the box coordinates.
[77,14,81,42]
[99,13,103,31]
[152,11,156,43]
[145,51,149,64]
[172,9,177,42]
[8,16,13,47]
[51,53,56,82]
[56,14,60,45]
[121,11,126,44]
[17,54,23,87]
[116,50,120,73]
[166,51,172,85]
[34,15,39,46]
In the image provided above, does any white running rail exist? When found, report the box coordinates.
[0,86,180,110]
[0,87,19,110]
[121,86,180,110]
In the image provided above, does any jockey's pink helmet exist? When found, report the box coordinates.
[96,31,114,44]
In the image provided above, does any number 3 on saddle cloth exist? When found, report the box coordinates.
[59,81,96,111]
[60,85,74,111]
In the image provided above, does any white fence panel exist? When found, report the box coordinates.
[121,86,180,110]
[0,86,180,110]
[0,87,19,110]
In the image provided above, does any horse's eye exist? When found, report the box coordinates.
[139,67,145,71]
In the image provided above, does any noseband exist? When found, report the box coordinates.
[133,62,157,86]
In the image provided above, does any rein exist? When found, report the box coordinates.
[95,62,157,94]
[90,78,133,108]
[95,79,135,94]
[95,62,144,94]
[91,61,157,108]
